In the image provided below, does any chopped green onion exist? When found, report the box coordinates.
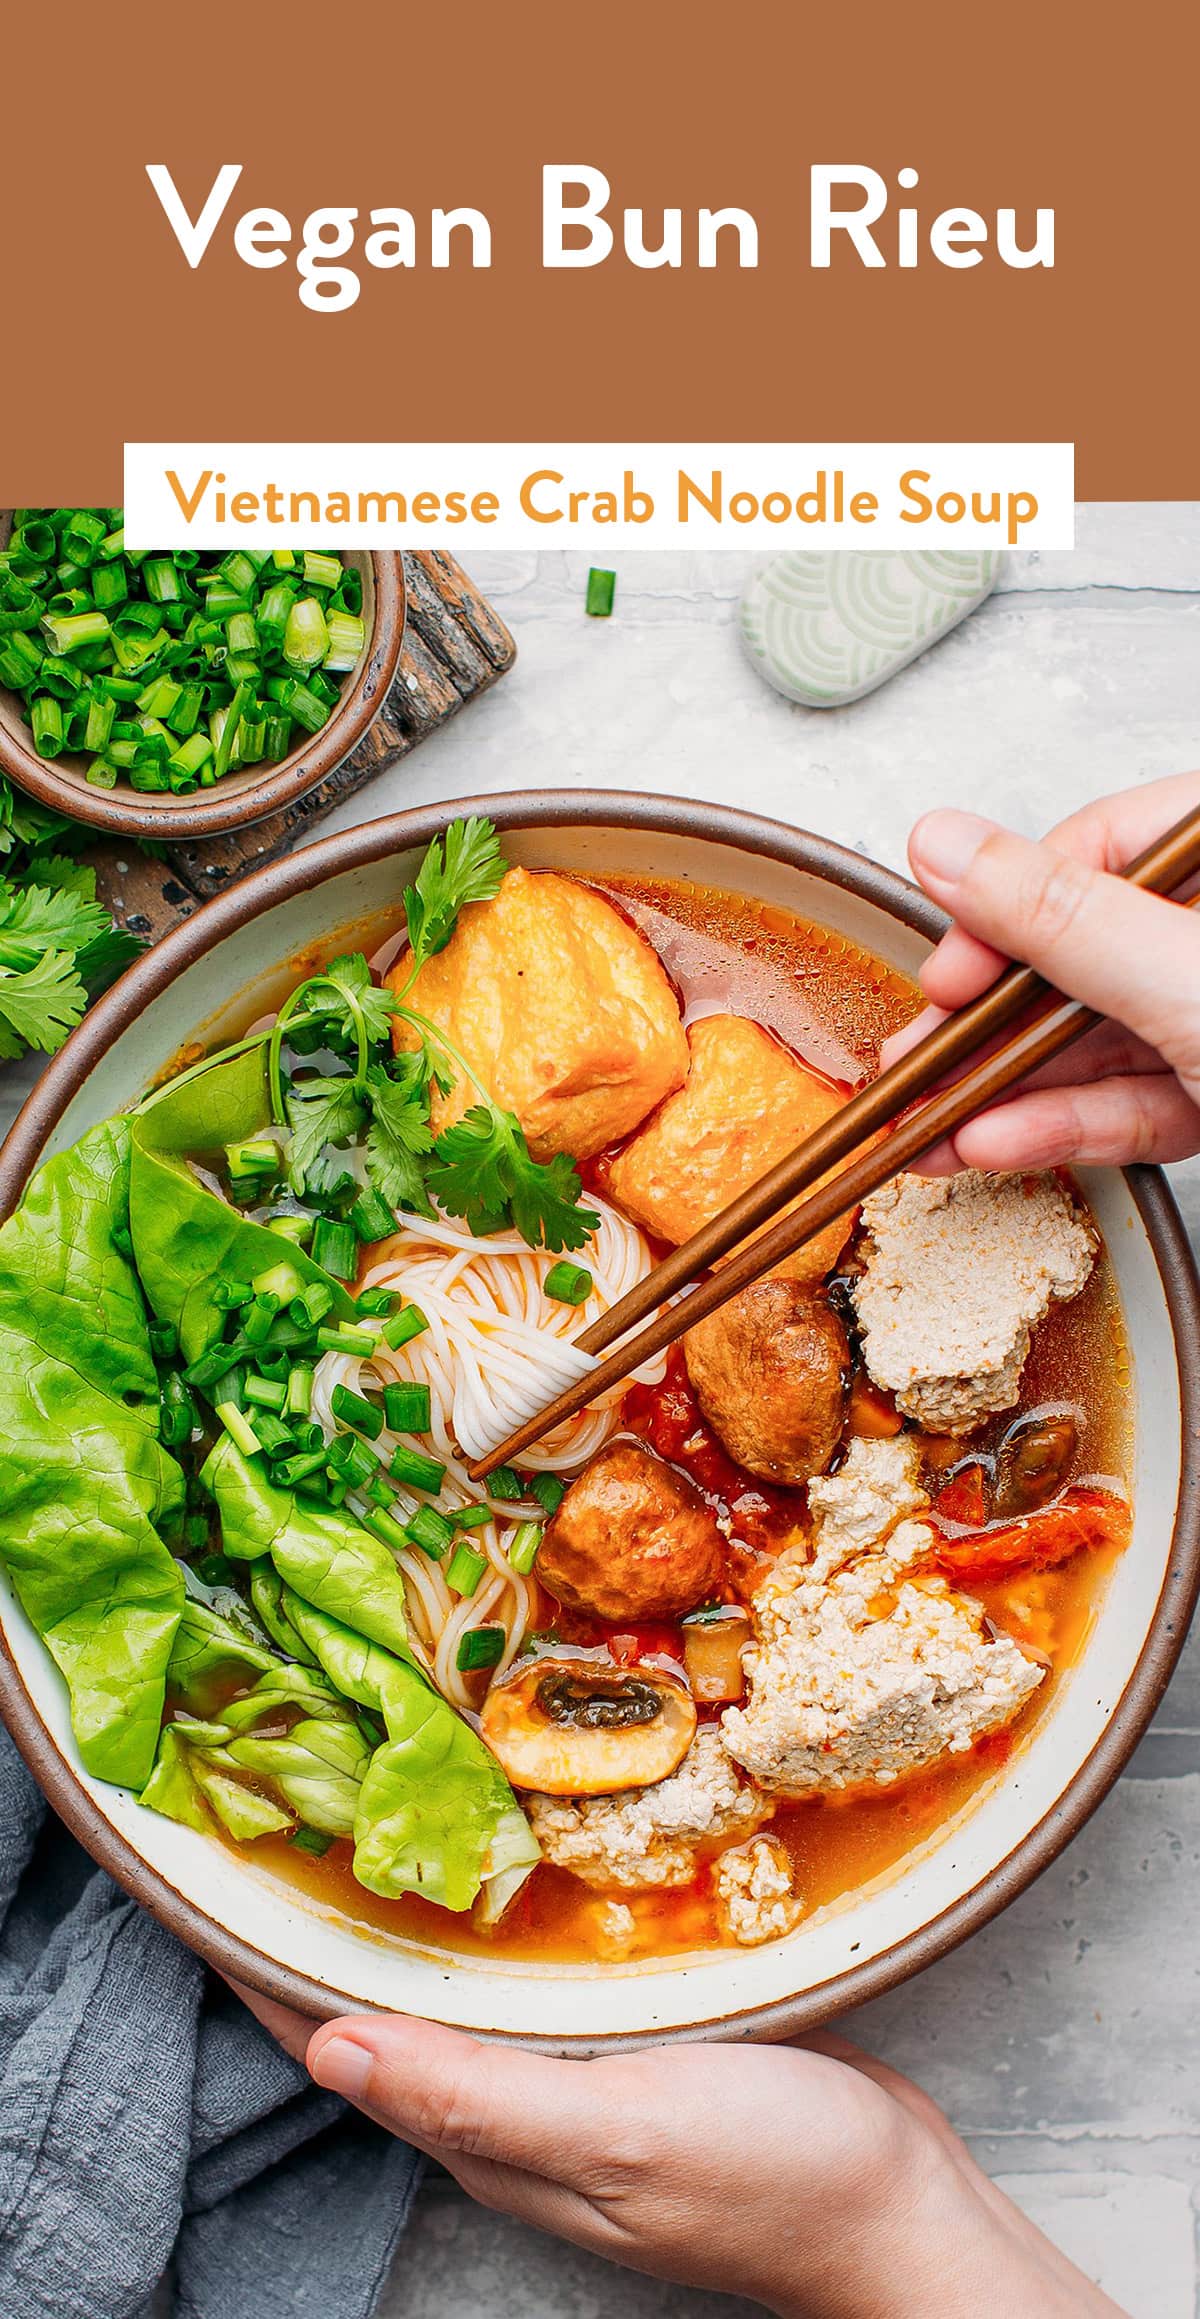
[331,1382,384,1440]
[355,1287,397,1318]
[348,1187,397,1243]
[364,1475,394,1510]
[311,1215,357,1280]
[507,1521,543,1576]
[0,515,361,791]
[216,1401,262,1457]
[242,1292,281,1346]
[528,1472,566,1517]
[382,1380,431,1435]
[290,1281,334,1328]
[275,1447,329,1487]
[158,1372,197,1448]
[316,1323,378,1356]
[289,1826,333,1856]
[403,1505,455,1560]
[456,1626,506,1672]
[283,596,330,669]
[450,1503,493,1531]
[542,1261,593,1306]
[486,1465,524,1501]
[381,1303,429,1351]
[585,568,616,618]
[266,1213,314,1248]
[286,1364,314,1418]
[251,1260,306,1304]
[328,1432,376,1488]
[244,1374,287,1411]
[361,1505,412,1554]
[388,1443,447,1493]
[226,1138,278,1179]
[446,1543,489,1598]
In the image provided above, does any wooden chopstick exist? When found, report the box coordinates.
[466,801,1200,1480]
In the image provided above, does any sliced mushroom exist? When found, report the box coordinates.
[481,1651,697,1796]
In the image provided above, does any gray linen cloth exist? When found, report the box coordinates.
[0,1725,423,2319]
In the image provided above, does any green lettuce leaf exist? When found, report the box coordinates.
[0,1120,186,1787]
[143,1720,295,1840]
[129,1129,355,1364]
[279,1581,538,1913]
[136,1037,272,1157]
[225,1718,372,1836]
[141,1726,211,1832]
[167,1598,277,1714]
[202,1437,414,1662]
[354,1670,540,1914]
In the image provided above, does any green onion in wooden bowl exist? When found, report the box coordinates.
[0,512,406,841]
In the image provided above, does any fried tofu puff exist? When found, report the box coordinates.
[606,1014,852,1283]
[388,866,688,1163]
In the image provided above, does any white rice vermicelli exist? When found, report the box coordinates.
[311,1192,667,1710]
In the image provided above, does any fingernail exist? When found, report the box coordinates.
[911,810,995,885]
[310,2033,375,2099]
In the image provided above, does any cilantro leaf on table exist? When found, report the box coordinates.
[0,949,89,1054]
[0,876,116,976]
[428,1107,599,1254]
[0,783,145,1063]
[402,816,506,971]
[363,1058,435,1218]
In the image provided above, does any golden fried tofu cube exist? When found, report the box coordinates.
[388,866,688,1163]
[607,1013,852,1281]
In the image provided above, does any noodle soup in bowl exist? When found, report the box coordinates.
[0,791,1197,2050]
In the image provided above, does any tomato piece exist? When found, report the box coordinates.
[934,1486,1131,1579]
[933,1462,990,1528]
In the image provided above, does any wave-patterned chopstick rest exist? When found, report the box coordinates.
[740,549,1001,707]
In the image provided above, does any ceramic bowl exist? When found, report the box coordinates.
[1,792,1197,2053]
[0,513,406,840]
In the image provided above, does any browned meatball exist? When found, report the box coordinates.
[538,1441,725,1622]
[685,1279,849,1486]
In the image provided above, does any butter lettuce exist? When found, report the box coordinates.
[354,1673,539,1914]
[167,1597,277,1712]
[0,1121,185,1787]
[129,1130,354,1366]
[202,1435,414,1662]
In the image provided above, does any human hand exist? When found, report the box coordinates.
[238,1987,1125,2319]
[882,768,1200,1172]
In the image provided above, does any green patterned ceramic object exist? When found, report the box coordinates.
[740,549,1001,707]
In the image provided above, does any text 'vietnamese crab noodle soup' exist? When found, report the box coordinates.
[0,819,1134,1964]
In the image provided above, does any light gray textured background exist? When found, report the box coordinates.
[6,511,1199,2314]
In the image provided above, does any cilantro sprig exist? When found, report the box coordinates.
[265,817,599,1254]
[0,792,143,1061]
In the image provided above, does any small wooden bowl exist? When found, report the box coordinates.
[0,514,406,840]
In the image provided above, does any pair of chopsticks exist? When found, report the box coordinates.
[467,802,1200,1480]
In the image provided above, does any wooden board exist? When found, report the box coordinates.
[87,552,516,946]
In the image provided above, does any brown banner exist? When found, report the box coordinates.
[4,0,1198,502]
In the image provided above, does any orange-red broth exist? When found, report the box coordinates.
[214,876,1133,1962]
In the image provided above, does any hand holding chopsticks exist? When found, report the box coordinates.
[468,791,1200,1479]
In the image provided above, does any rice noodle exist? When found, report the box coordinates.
[311,1191,667,1709]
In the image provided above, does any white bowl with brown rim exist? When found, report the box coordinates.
[0,791,1196,2052]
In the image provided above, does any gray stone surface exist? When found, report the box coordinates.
[6,512,1199,2315]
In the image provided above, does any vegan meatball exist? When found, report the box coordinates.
[685,1279,849,1487]
[538,1440,725,1622]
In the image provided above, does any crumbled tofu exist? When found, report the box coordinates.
[607,1014,854,1283]
[713,1837,805,1946]
[525,1726,770,1890]
[721,1436,1044,1796]
[852,1170,1097,1434]
[589,1899,638,1959]
[389,866,688,1162]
